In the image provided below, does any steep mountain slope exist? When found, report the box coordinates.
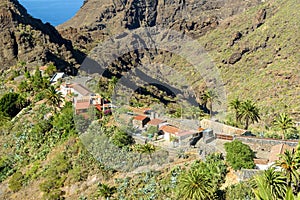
[198,0,300,125]
[58,0,299,125]
[0,0,84,72]
[58,0,264,51]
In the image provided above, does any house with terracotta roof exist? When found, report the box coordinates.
[159,125,180,141]
[146,118,167,129]
[132,115,150,129]
[159,125,202,146]
[74,99,91,116]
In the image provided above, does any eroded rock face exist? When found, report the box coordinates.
[58,0,265,51]
[0,0,83,72]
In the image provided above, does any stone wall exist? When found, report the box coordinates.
[200,119,246,136]
[235,136,299,147]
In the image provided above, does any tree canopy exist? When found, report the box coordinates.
[224,140,255,170]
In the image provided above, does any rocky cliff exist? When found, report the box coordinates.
[0,0,84,72]
[58,0,264,51]
[58,0,300,122]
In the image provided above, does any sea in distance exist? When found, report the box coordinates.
[19,0,84,26]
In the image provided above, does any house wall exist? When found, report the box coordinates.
[164,132,171,141]
[132,120,142,129]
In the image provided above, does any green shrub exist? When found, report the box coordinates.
[226,181,254,200]
[224,140,255,170]
[8,171,24,192]
[0,155,15,182]
[24,161,41,181]
[111,129,135,148]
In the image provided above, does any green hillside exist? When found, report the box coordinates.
[198,0,299,128]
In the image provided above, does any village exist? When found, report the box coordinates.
[44,67,300,178]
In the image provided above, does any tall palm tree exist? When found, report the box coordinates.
[273,113,296,140]
[45,86,63,113]
[177,168,214,199]
[97,183,116,200]
[275,149,299,188]
[200,89,219,119]
[238,100,260,130]
[253,167,287,200]
[229,97,242,125]
[141,143,156,159]
[133,143,156,159]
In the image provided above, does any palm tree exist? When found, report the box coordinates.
[177,168,214,199]
[133,143,156,159]
[97,183,116,200]
[284,187,300,200]
[253,167,287,200]
[45,86,63,113]
[238,100,260,130]
[0,111,10,126]
[229,97,242,125]
[273,113,296,140]
[16,93,29,109]
[199,89,220,119]
[141,143,156,159]
[275,149,299,188]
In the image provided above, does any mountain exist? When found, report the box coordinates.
[58,0,299,124]
[0,0,84,72]
[0,0,299,199]
[58,0,263,51]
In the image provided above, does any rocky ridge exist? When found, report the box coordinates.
[0,0,84,72]
[58,0,264,52]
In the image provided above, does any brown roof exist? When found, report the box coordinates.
[72,84,93,96]
[128,107,151,114]
[39,65,48,71]
[177,130,199,137]
[133,115,148,121]
[75,101,91,110]
[159,125,180,135]
[254,158,269,165]
[198,127,205,132]
[269,144,295,163]
[147,118,166,126]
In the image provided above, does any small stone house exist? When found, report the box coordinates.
[146,118,167,129]
[132,115,150,129]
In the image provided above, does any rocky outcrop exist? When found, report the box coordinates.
[253,8,267,29]
[0,0,84,72]
[58,0,265,52]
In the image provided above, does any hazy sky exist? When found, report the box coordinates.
[19,0,84,26]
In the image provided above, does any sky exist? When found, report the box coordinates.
[19,0,84,26]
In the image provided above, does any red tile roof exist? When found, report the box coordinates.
[75,101,90,110]
[177,130,199,137]
[147,118,166,126]
[159,125,180,135]
[198,127,205,132]
[133,115,148,121]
